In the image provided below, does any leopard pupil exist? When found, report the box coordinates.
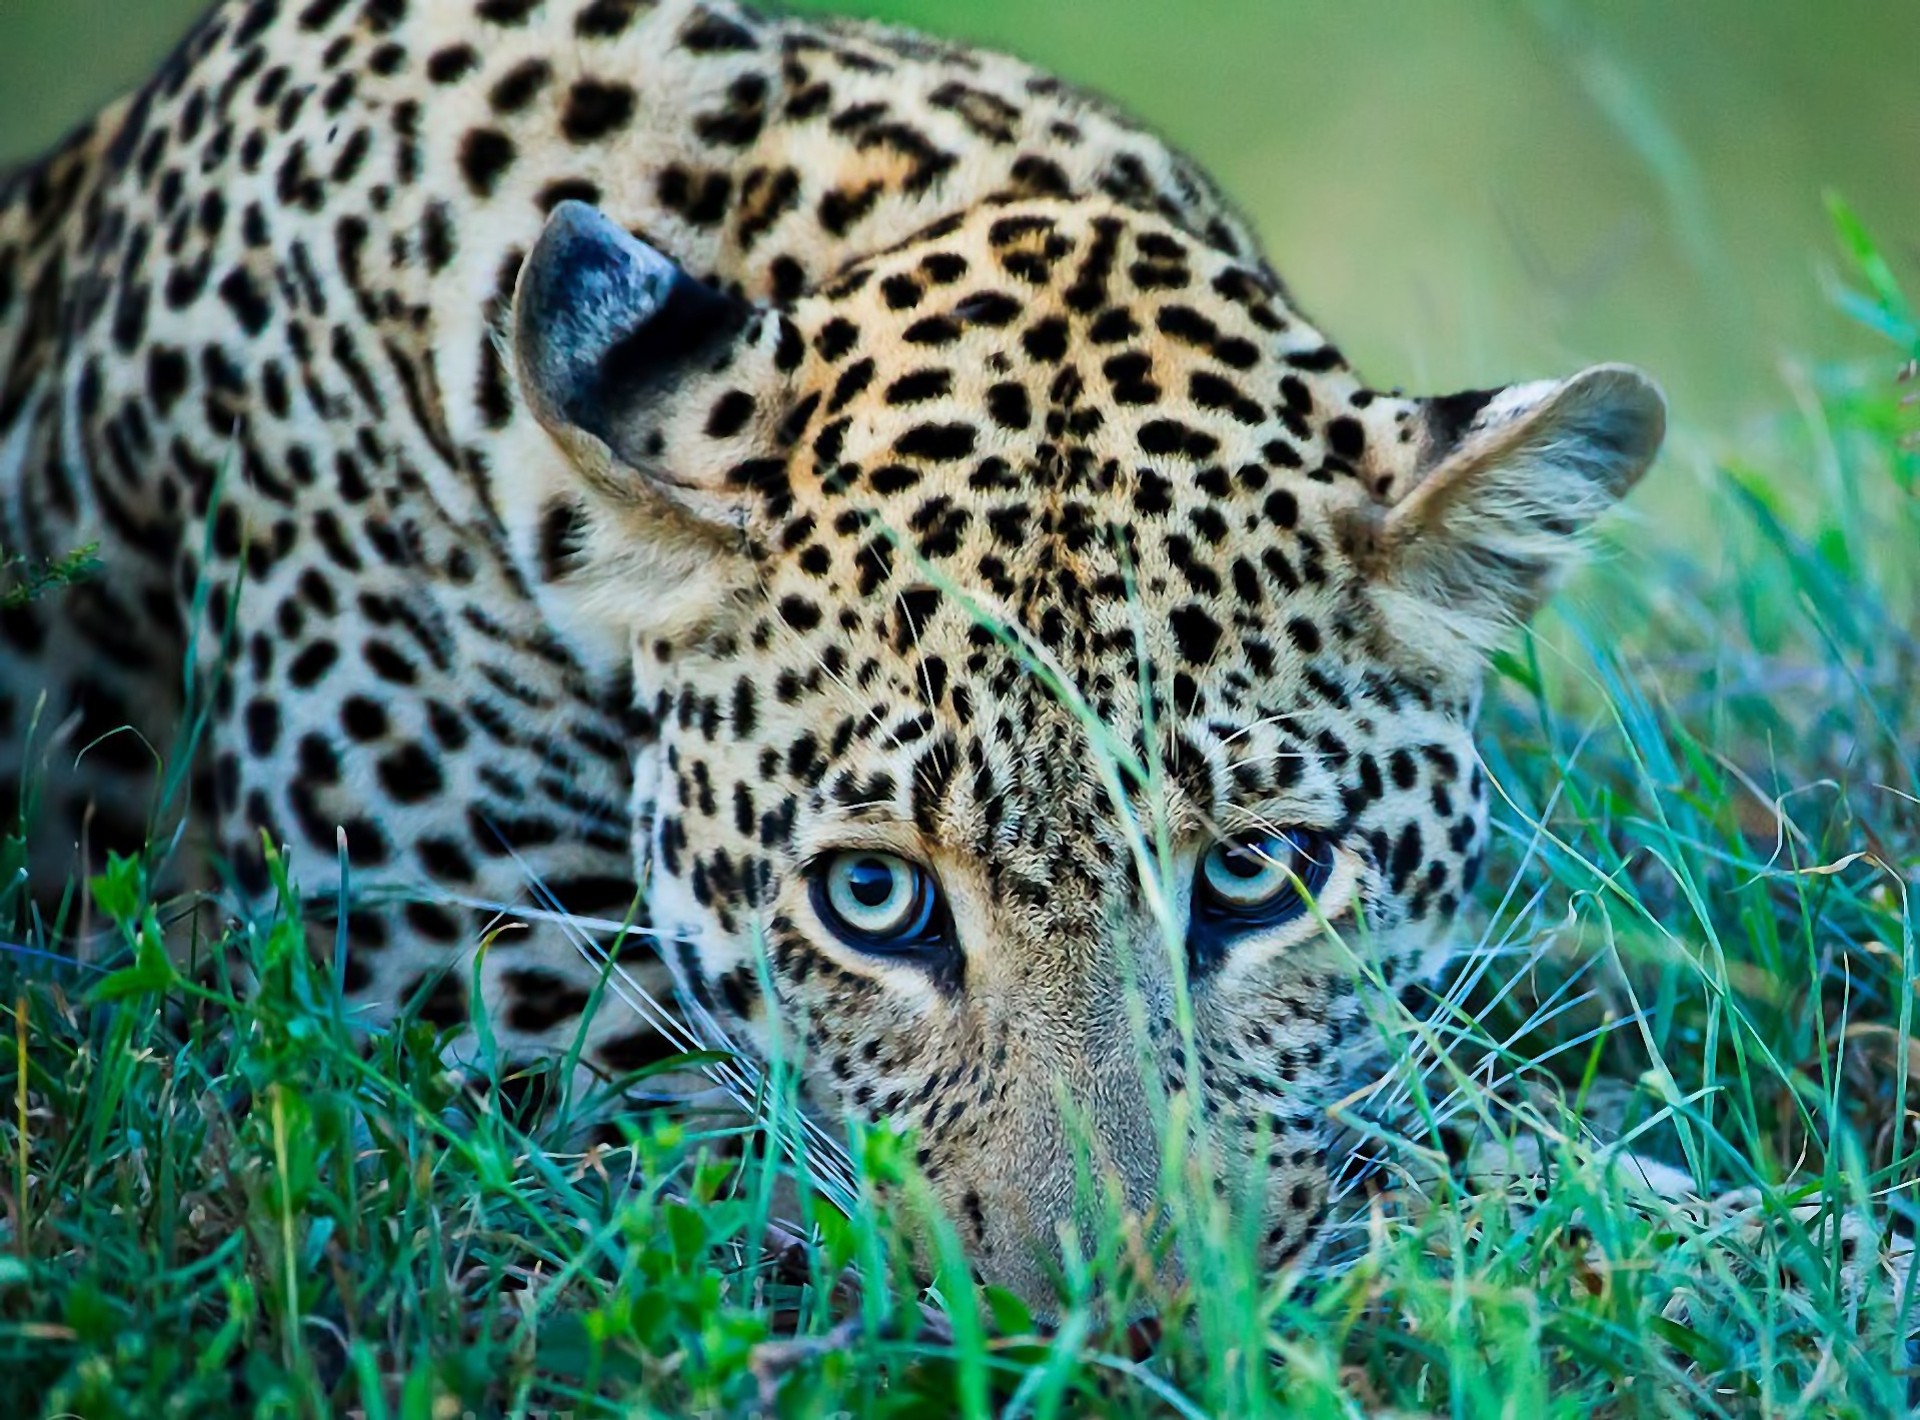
[1224,849,1267,879]
[849,859,897,908]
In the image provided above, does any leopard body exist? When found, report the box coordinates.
[0,0,1669,1298]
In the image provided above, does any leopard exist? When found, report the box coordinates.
[6,0,1888,1318]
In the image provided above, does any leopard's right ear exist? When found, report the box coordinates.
[512,200,784,524]
[511,202,796,639]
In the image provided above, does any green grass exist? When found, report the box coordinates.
[2,209,1918,1419]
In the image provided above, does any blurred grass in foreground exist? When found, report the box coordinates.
[0,199,1916,1419]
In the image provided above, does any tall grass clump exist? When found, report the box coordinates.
[0,207,1915,1419]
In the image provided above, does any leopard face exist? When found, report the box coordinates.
[508,196,1664,1296]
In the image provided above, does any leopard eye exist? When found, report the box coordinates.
[1194,830,1335,927]
[813,851,944,952]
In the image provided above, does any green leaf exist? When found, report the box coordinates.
[88,850,144,925]
[984,1284,1035,1337]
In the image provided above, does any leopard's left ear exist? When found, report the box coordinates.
[1341,363,1665,677]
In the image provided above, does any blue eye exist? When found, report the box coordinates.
[1192,829,1335,943]
[812,851,947,955]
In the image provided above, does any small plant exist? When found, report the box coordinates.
[0,541,99,610]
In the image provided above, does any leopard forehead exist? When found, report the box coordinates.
[632,202,1473,867]
[742,200,1425,560]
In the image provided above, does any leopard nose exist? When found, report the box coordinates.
[931,1056,1171,1305]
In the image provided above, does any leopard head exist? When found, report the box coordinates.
[508,197,1664,1301]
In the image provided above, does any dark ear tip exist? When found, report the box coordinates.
[1522,363,1667,501]
[1562,363,1668,468]
[518,201,678,330]
[543,197,609,238]
[514,200,751,451]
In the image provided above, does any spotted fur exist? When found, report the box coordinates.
[0,0,1666,1300]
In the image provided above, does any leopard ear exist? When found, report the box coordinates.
[1342,363,1665,679]
[511,202,790,640]
[513,200,760,499]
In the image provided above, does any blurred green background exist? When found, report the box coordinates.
[2,0,1915,428]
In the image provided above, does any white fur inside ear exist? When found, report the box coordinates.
[1475,377,1562,430]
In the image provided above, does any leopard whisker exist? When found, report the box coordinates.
[499,852,862,1208]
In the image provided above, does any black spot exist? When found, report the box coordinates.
[577,0,644,37]
[880,274,923,310]
[245,699,281,755]
[952,291,1020,326]
[287,641,340,687]
[1133,469,1173,516]
[656,164,733,226]
[768,255,805,301]
[1138,419,1218,460]
[365,640,417,684]
[147,346,190,413]
[478,0,540,22]
[827,357,875,413]
[536,177,601,214]
[1021,318,1068,362]
[704,389,756,438]
[420,201,457,270]
[778,595,821,632]
[895,424,975,462]
[1389,749,1418,792]
[562,80,637,143]
[1011,153,1071,196]
[680,11,759,52]
[298,732,342,784]
[504,970,592,1032]
[217,267,272,334]
[884,369,951,405]
[489,58,552,113]
[1089,308,1139,344]
[377,742,444,804]
[868,464,920,494]
[299,0,354,30]
[989,213,1055,246]
[986,382,1030,430]
[1286,345,1344,373]
[1190,371,1264,425]
[600,1027,688,1074]
[342,696,388,741]
[815,317,859,361]
[1170,605,1223,665]
[459,129,516,196]
[426,45,478,83]
[817,182,882,237]
[903,316,961,347]
[892,586,941,652]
